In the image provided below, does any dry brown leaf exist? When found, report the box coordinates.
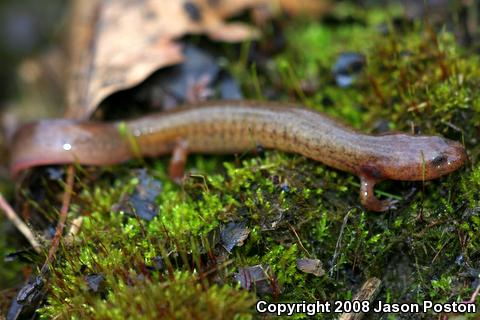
[277,0,330,16]
[65,0,329,120]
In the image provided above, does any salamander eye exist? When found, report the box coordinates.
[431,154,448,167]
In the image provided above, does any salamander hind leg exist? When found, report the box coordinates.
[169,138,189,184]
[359,175,398,212]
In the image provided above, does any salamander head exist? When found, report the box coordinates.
[422,137,466,179]
[376,135,467,181]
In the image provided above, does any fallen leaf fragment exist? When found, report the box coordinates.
[111,169,163,221]
[220,221,250,252]
[296,258,325,277]
[65,0,330,120]
[7,276,46,320]
[136,44,242,109]
[277,0,330,16]
[84,274,105,293]
[234,264,277,296]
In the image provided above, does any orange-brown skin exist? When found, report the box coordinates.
[10,100,467,211]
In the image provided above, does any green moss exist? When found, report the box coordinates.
[0,218,24,289]
[0,182,30,293]
[38,179,256,319]
[41,268,255,319]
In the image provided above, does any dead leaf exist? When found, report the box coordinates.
[84,273,105,293]
[277,0,330,16]
[111,169,163,221]
[135,43,242,109]
[220,222,250,252]
[234,264,277,295]
[64,0,329,120]
[296,258,325,277]
[7,275,46,320]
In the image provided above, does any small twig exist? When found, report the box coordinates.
[413,219,446,239]
[0,193,41,253]
[288,222,311,257]
[339,277,382,320]
[42,165,75,271]
[329,209,354,277]
[431,238,453,263]
[463,282,480,304]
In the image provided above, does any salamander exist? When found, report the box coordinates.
[10,100,466,211]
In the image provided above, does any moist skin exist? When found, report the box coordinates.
[10,100,467,211]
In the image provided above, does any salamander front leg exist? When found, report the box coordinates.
[168,139,189,184]
[359,175,398,212]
